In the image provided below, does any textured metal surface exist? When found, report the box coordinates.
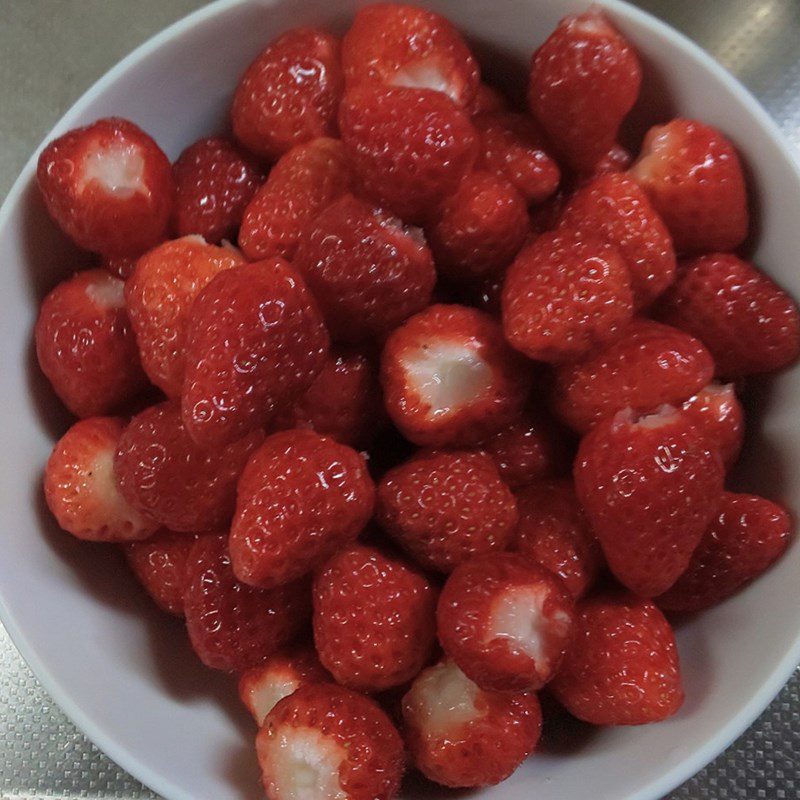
[0,0,798,798]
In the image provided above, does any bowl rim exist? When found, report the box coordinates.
[1,1,800,799]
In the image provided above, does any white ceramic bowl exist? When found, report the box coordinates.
[1,1,800,798]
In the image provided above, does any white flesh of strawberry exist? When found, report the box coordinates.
[410,659,483,737]
[389,58,460,104]
[246,670,299,726]
[85,272,125,309]
[82,140,147,199]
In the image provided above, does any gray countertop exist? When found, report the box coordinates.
[1,1,798,798]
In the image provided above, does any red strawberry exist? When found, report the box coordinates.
[528,10,642,172]
[257,683,404,800]
[552,319,714,434]
[342,3,480,109]
[238,137,352,261]
[402,658,542,788]
[313,544,437,692]
[630,119,749,253]
[575,406,724,597]
[231,28,344,161]
[656,492,793,612]
[230,430,374,589]
[114,401,263,532]
[473,112,561,204]
[239,645,330,725]
[438,552,574,692]
[125,529,207,616]
[549,593,684,724]
[682,383,744,468]
[470,83,509,116]
[101,254,137,280]
[426,171,529,281]
[339,85,478,222]
[37,118,173,257]
[293,194,436,343]
[502,229,634,363]
[183,534,310,672]
[377,449,518,573]
[558,173,676,308]
[513,480,602,600]
[44,417,158,542]
[125,236,243,398]
[529,188,569,234]
[658,253,800,378]
[181,258,329,447]
[381,304,529,446]
[35,269,147,417]
[172,137,263,244]
[584,143,632,180]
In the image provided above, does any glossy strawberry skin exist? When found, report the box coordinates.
[37,117,174,257]
[183,534,311,673]
[656,493,793,612]
[339,85,479,223]
[238,137,352,262]
[659,253,800,378]
[293,194,436,343]
[550,593,684,725]
[377,449,518,573]
[552,319,714,434]
[681,383,744,468]
[181,258,329,448]
[101,254,137,280]
[172,137,263,244]
[630,119,749,254]
[114,401,263,533]
[528,10,642,172]
[558,173,676,309]
[126,237,244,399]
[231,28,344,161]
[575,407,724,597]
[470,84,509,115]
[313,544,437,692]
[35,269,147,418]
[229,430,375,589]
[502,230,634,363]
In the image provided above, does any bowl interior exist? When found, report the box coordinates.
[1,1,799,799]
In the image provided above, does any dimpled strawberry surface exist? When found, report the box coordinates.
[33,4,799,798]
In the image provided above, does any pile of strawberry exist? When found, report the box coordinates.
[34,4,799,798]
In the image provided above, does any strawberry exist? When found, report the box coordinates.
[114,401,263,532]
[552,319,714,433]
[501,229,634,363]
[473,112,561,204]
[231,28,344,161]
[101,254,137,280]
[229,430,374,589]
[549,593,684,724]
[44,417,158,542]
[376,449,518,573]
[402,658,542,788]
[183,534,310,672]
[575,406,724,597]
[558,173,676,308]
[125,236,243,398]
[172,136,263,244]
[181,258,329,447]
[342,3,480,108]
[584,143,632,180]
[35,269,147,417]
[513,480,602,600]
[239,645,330,725]
[238,138,352,261]
[470,83,509,115]
[313,544,437,692]
[339,85,478,222]
[682,383,744,468]
[658,253,800,378]
[381,304,529,446]
[528,10,642,172]
[437,552,574,692]
[293,194,436,343]
[257,683,404,800]
[426,171,529,281]
[629,119,749,253]
[37,118,173,257]
[125,529,207,616]
[656,492,793,612]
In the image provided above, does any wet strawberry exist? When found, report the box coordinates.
[681,383,744,468]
